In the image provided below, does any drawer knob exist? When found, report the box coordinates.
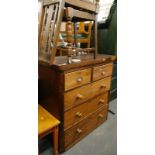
[101,71,106,76]
[100,84,106,89]
[98,114,104,118]
[40,117,44,120]
[76,77,83,82]
[76,112,83,117]
[77,94,84,100]
[76,128,83,134]
[99,99,105,105]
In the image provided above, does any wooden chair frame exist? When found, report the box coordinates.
[39,0,100,65]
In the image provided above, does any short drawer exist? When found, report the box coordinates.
[64,76,112,110]
[64,106,108,148]
[93,63,113,81]
[64,68,91,91]
[64,93,109,129]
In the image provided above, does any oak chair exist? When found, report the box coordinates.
[38,0,100,64]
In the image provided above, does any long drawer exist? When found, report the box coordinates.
[93,63,113,81]
[64,106,108,148]
[64,92,108,129]
[64,76,111,110]
[64,68,91,91]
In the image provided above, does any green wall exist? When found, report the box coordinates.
[98,7,117,55]
[98,6,117,100]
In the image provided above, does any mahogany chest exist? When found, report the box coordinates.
[39,54,116,153]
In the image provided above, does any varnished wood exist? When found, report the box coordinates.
[64,93,108,129]
[50,0,65,64]
[51,54,116,71]
[59,22,93,50]
[65,0,99,13]
[64,68,91,91]
[44,0,60,6]
[39,0,100,65]
[39,54,115,153]
[53,126,59,155]
[38,0,116,152]
[94,15,98,58]
[38,105,60,155]
[64,76,112,110]
[38,0,44,49]
[65,7,96,21]
[39,1,63,64]
[93,63,113,81]
[64,106,108,148]
[38,105,60,137]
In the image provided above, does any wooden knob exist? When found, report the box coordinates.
[102,58,106,62]
[98,114,104,118]
[76,128,82,134]
[100,84,106,89]
[40,117,44,120]
[101,71,106,76]
[99,99,105,105]
[76,112,83,117]
[76,77,83,82]
[77,94,84,100]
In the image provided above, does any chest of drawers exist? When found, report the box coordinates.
[39,54,116,153]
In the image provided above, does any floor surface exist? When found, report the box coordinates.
[40,99,117,155]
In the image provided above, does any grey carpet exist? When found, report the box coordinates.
[41,99,117,155]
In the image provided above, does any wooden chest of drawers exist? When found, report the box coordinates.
[39,54,116,153]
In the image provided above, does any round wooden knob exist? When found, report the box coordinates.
[98,114,104,118]
[102,58,106,62]
[77,94,84,99]
[76,128,82,134]
[100,84,106,89]
[76,112,83,117]
[101,71,106,76]
[99,99,105,105]
[76,77,83,82]
[40,117,44,120]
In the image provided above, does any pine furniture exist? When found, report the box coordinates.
[38,0,116,153]
[38,105,60,155]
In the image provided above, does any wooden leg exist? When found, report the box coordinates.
[53,126,59,155]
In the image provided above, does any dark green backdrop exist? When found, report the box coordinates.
[98,6,117,101]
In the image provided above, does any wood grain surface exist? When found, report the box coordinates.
[93,63,113,81]
[64,76,112,110]
[64,106,108,148]
[64,68,91,91]
[64,93,108,129]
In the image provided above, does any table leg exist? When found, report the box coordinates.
[53,126,59,155]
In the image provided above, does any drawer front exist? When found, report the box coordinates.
[93,63,113,81]
[64,76,111,110]
[64,93,108,129]
[64,106,108,148]
[64,68,91,91]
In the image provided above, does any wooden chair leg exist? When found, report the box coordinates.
[53,126,59,155]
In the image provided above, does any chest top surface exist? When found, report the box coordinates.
[51,54,116,71]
